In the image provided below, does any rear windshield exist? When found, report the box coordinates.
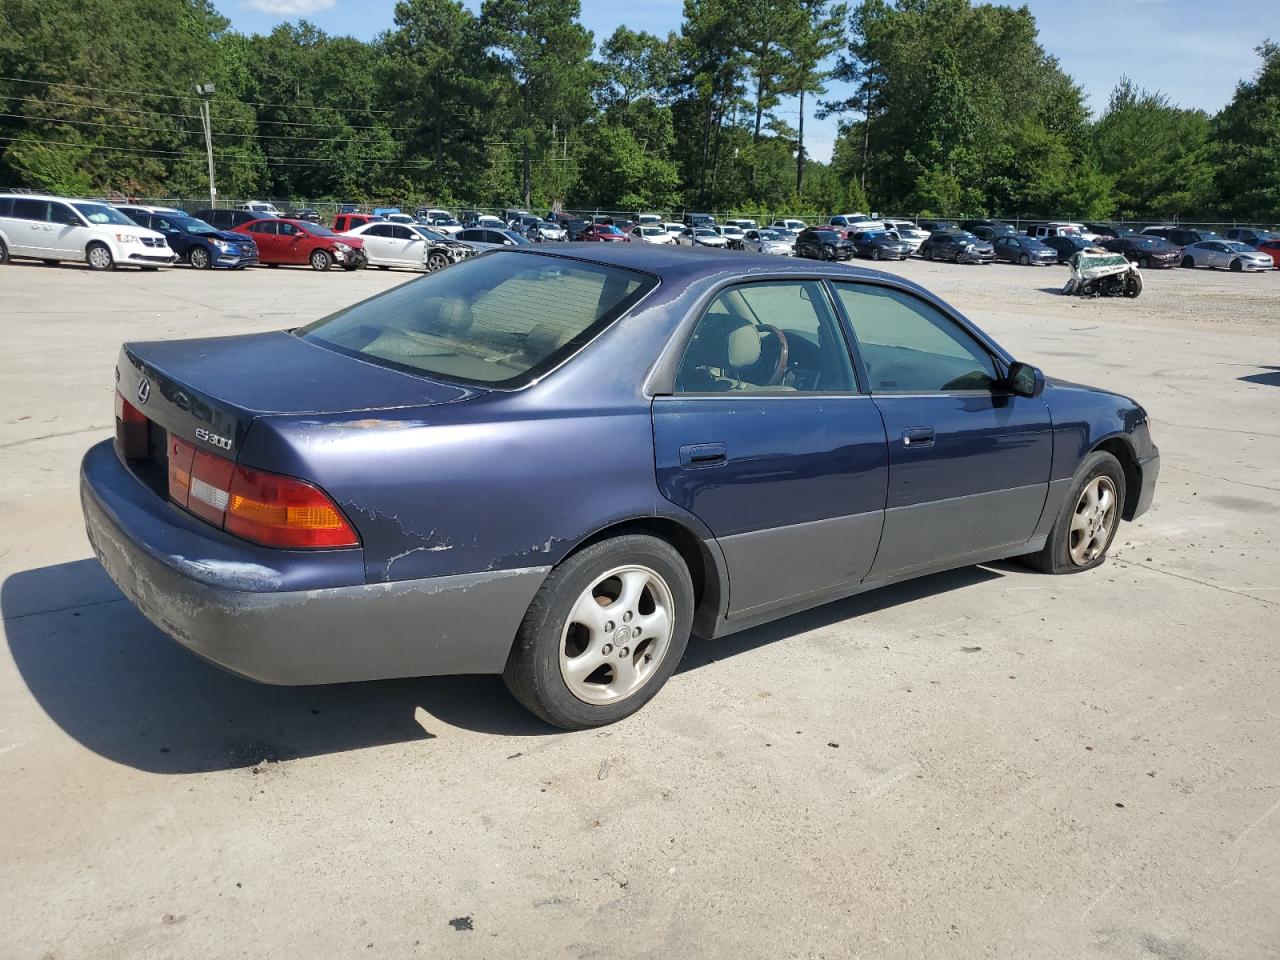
[298,253,656,387]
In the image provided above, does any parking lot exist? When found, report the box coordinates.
[2,254,1277,958]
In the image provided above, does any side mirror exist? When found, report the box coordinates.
[1007,361,1045,398]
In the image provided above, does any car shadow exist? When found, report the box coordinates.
[4,557,1005,773]
[1239,366,1280,387]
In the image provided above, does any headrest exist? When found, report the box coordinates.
[727,324,761,369]
[434,296,473,333]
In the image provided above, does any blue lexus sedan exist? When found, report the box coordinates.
[81,246,1159,729]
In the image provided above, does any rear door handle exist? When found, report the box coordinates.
[679,442,727,468]
[901,426,935,448]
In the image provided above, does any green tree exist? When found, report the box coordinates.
[481,0,594,207]
[1213,42,1280,220]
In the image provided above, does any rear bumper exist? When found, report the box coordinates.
[80,440,547,685]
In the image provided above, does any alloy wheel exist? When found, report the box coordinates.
[189,247,210,269]
[1069,475,1117,567]
[559,565,675,705]
[87,245,112,270]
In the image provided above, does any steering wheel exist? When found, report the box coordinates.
[757,324,790,386]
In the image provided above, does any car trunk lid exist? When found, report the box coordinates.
[115,331,480,495]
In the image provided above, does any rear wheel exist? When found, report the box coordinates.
[1021,451,1125,575]
[0,237,7,264]
[1125,270,1143,298]
[86,243,114,271]
[309,249,331,272]
[925,247,934,261]
[188,246,212,270]
[503,534,693,729]
[1140,255,1151,269]
[1181,255,1195,269]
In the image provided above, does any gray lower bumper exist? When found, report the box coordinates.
[80,447,548,685]
[1132,451,1160,519]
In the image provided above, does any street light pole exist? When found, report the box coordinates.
[195,83,216,207]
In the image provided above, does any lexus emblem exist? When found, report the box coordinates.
[136,377,151,405]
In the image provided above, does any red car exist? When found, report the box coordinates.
[233,218,366,271]
[1255,238,1280,268]
[580,223,627,242]
[332,213,382,233]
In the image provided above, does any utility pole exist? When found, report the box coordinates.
[195,83,216,207]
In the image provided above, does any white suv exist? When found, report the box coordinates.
[237,200,282,217]
[0,194,175,270]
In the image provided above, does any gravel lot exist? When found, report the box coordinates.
[1,254,1277,959]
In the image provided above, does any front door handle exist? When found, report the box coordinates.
[901,426,935,448]
[679,442,727,468]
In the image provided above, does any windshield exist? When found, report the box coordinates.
[302,223,336,237]
[299,254,656,387]
[177,217,219,235]
[597,226,622,235]
[73,203,134,225]
[1224,241,1252,252]
[640,227,664,236]
[694,229,717,237]
[411,226,448,242]
[757,230,780,240]
[955,232,979,242]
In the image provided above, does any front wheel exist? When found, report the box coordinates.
[870,248,881,261]
[1019,254,1030,266]
[0,238,8,265]
[310,249,331,272]
[503,534,694,729]
[1181,256,1195,269]
[1229,258,1243,272]
[189,246,212,269]
[1140,255,1151,270]
[426,251,451,272]
[1021,451,1126,574]
[86,243,114,271]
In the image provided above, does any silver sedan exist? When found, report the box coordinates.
[1182,240,1273,272]
[742,228,794,255]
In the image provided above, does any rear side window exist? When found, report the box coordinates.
[300,253,656,387]
[834,284,997,393]
[12,198,47,221]
[0,197,11,217]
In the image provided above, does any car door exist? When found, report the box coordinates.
[246,220,279,260]
[652,279,889,620]
[7,197,53,256]
[45,201,92,258]
[357,223,395,264]
[274,221,308,263]
[831,280,1053,580]
[1208,242,1230,268]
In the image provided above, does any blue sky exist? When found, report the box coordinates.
[223,0,1278,162]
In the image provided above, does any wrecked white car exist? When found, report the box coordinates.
[1062,251,1143,298]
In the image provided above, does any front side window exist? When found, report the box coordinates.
[49,203,84,226]
[71,202,129,225]
[834,284,998,393]
[675,281,856,394]
[300,253,654,387]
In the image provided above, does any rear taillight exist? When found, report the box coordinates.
[115,391,149,459]
[167,436,358,549]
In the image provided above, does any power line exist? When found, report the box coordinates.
[0,75,400,115]
[0,111,412,145]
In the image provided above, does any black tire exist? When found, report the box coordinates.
[1181,256,1194,269]
[427,251,450,272]
[310,249,331,272]
[1229,258,1243,273]
[503,534,694,730]
[924,247,934,261]
[1140,255,1151,270]
[376,264,390,270]
[870,248,881,261]
[1019,254,1030,266]
[267,262,279,268]
[42,259,58,266]
[0,238,9,265]
[189,246,212,269]
[85,242,114,271]
[1020,451,1126,575]
[1124,270,1143,298]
